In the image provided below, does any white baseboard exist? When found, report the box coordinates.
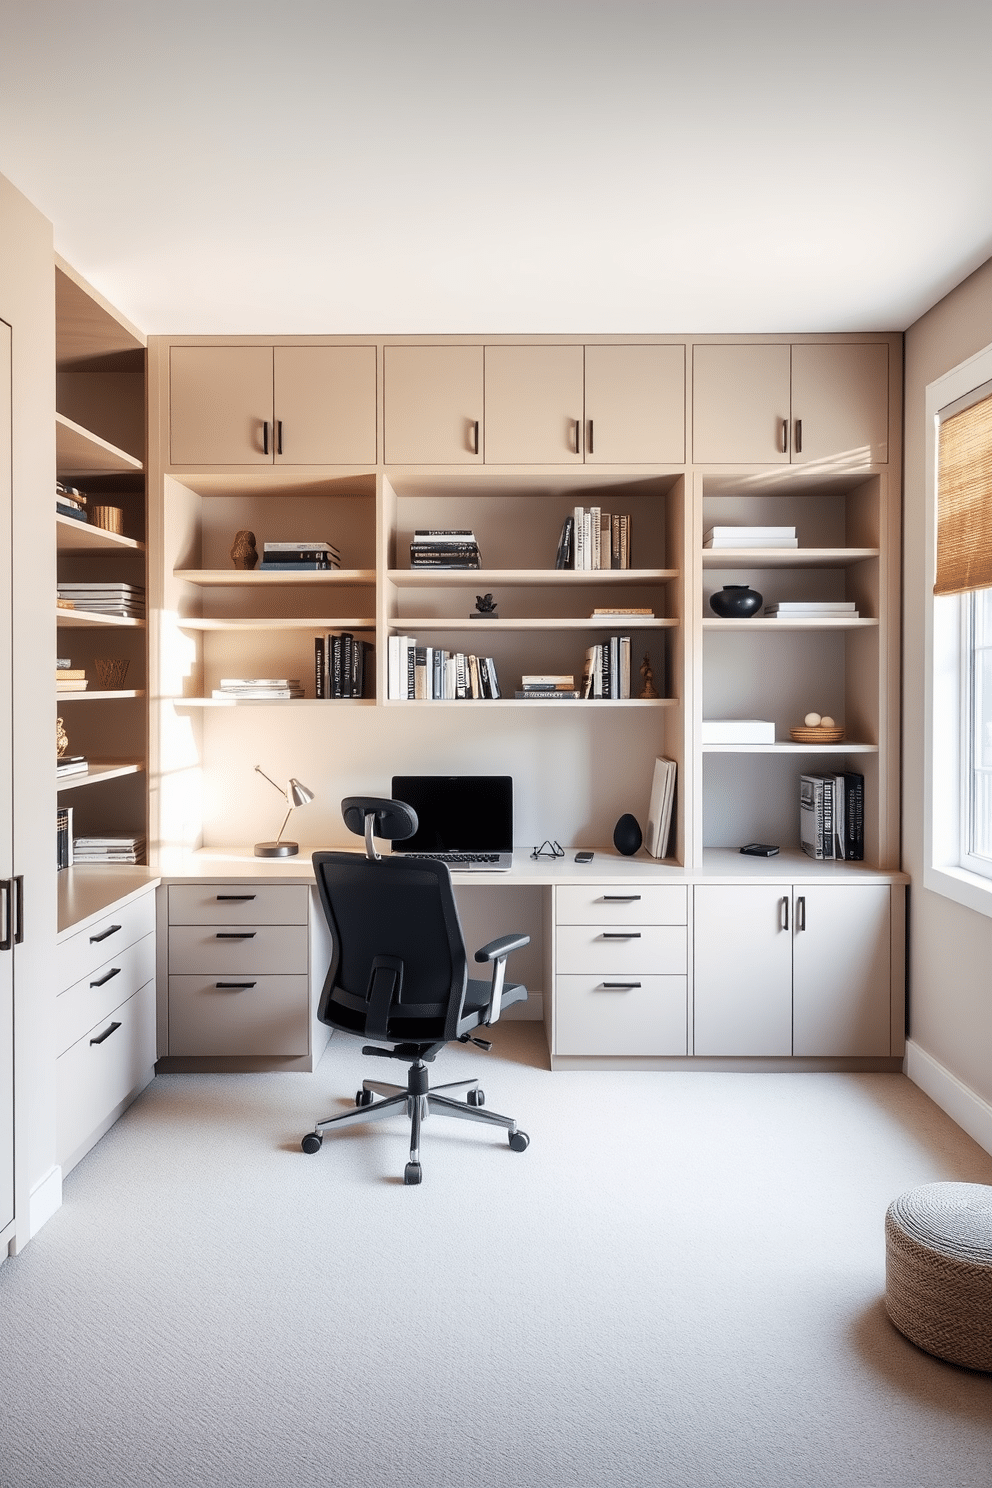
[29,1165,63,1239]
[905,1039,992,1159]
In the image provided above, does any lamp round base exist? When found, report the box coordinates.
[254,841,299,858]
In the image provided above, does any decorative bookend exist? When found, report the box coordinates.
[230,530,259,569]
[57,717,69,758]
[613,813,642,856]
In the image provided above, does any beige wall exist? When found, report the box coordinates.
[904,256,992,1107]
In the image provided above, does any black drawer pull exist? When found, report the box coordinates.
[90,923,122,944]
[215,931,256,939]
[90,1020,122,1046]
[600,932,641,940]
[216,981,257,990]
[601,895,641,903]
[90,967,121,988]
[216,895,256,902]
[599,981,641,991]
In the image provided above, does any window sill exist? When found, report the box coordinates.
[924,863,992,919]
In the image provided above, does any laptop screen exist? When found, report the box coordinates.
[390,775,513,854]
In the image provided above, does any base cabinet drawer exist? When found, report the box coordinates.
[556,975,688,1055]
[55,891,156,992]
[168,884,309,926]
[57,981,156,1167]
[168,923,309,975]
[57,932,156,1058]
[556,924,687,975]
[168,975,310,1056]
[556,884,687,925]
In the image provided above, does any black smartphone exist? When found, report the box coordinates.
[575,851,594,863]
[739,843,780,857]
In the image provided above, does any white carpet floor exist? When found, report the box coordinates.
[1,1023,991,1488]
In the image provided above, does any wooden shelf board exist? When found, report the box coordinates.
[55,256,146,368]
[701,742,878,754]
[55,689,145,702]
[57,608,145,628]
[387,568,678,587]
[389,617,677,632]
[56,412,143,476]
[178,616,376,632]
[175,697,374,708]
[702,547,879,569]
[703,617,878,631]
[175,568,374,587]
[57,761,145,792]
[56,514,144,552]
[384,697,676,708]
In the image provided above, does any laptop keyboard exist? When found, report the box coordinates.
[402,852,501,864]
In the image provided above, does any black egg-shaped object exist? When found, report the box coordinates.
[709,584,762,618]
[613,813,642,856]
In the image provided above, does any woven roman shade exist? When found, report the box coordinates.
[935,390,992,595]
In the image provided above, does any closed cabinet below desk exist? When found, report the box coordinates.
[168,924,309,976]
[168,975,310,1056]
[556,974,687,1055]
[556,923,686,976]
[57,981,156,1168]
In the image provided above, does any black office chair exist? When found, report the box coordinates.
[301,796,531,1184]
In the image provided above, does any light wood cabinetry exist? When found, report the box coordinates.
[692,343,888,465]
[484,345,585,464]
[169,344,377,466]
[383,345,483,464]
[0,320,13,1235]
[584,344,685,464]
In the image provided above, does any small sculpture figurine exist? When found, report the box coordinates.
[230,530,259,569]
[57,717,69,758]
[471,592,498,619]
[638,653,660,700]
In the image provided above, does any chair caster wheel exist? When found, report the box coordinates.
[404,1162,422,1185]
[467,1088,485,1106]
[356,1088,374,1107]
[508,1130,529,1153]
[301,1132,323,1155]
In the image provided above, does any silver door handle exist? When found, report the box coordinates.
[781,896,789,931]
[796,895,806,931]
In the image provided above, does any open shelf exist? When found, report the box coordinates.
[178,616,375,632]
[384,696,676,709]
[703,617,878,631]
[176,696,375,708]
[57,608,145,629]
[701,741,877,754]
[55,690,145,702]
[56,515,144,552]
[389,617,677,633]
[388,567,678,587]
[57,761,145,792]
[175,568,375,587]
[702,547,878,569]
[56,412,143,477]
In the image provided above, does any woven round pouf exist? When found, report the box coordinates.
[885,1182,992,1371]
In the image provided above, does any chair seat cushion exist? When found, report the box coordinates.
[463,978,527,1018]
[885,1182,992,1371]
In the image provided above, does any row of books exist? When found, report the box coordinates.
[212,677,305,700]
[56,812,145,868]
[57,582,145,619]
[56,668,87,692]
[258,540,341,571]
[56,482,89,523]
[764,602,860,619]
[582,636,632,699]
[388,637,501,699]
[800,772,865,861]
[556,509,631,570]
[516,674,578,699]
[313,633,372,698]
[410,529,481,569]
[57,754,88,778]
[704,526,798,549]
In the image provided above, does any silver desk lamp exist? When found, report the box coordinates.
[254,765,315,857]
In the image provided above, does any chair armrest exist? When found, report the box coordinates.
[474,933,530,964]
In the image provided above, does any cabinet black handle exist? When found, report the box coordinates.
[472,419,480,455]
[781,896,789,932]
[573,418,581,454]
[90,923,122,943]
[13,876,23,944]
[216,981,257,989]
[601,931,641,940]
[794,418,802,454]
[262,420,270,455]
[781,418,788,454]
[0,879,10,952]
[216,895,255,902]
[598,981,641,991]
[588,419,594,455]
[90,1020,122,1046]
[90,967,121,988]
[216,931,256,939]
[797,895,806,931]
[601,894,641,902]
[276,419,283,455]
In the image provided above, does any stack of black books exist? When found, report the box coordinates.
[800,772,864,860]
[56,482,88,523]
[258,541,341,571]
[314,633,372,698]
[409,530,481,569]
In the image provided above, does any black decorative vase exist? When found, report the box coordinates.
[709,584,762,618]
[613,813,642,856]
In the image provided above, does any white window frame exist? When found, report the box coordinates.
[924,346,992,915]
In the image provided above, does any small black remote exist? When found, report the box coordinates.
[739,843,780,857]
[575,851,594,863]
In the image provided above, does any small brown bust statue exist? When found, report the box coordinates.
[231,530,259,569]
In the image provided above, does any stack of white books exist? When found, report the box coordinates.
[764,601,859,619]
[211,677,305,699]
[56,582,146,618]
[704,526,798,549]
[73,835,145,864]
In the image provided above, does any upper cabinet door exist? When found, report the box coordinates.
[273,346,377,465]
[791,343,888,466]
[692,344,792,464]
[383,345,483,464]
[484,345,584,464]
[170,346,273,465]
[584,344,685,464]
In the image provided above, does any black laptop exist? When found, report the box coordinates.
[390,775,513,871]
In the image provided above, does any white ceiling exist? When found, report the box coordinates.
[3,0,992,337]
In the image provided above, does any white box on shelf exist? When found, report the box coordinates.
[701,719,775,744]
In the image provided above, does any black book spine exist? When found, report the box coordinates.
[331,635,342,698]
[314,636,324,700]
[341,633,353,698]
[844,772,865,860]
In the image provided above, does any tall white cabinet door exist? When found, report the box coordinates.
[792,884,890,1055]
[791,344,889,466]
[484,345,584,464]
[0,320,13,1232]
[383,345,483,464]
[693,885,793,1055]
[584,344,685,464]
[273,346,377,465]
[169,345,273,464]
[692,344,791,464]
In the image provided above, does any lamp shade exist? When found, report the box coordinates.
[287,778,314,808]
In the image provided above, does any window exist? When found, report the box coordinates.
[962,588,992,877]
